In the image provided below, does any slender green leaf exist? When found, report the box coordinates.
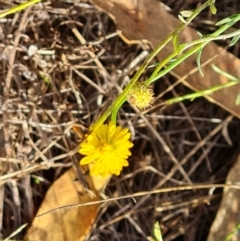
[210,2,217,14]
[235,94,240,105]
[0,0,41,18]
[211,64,239,81]
[153,222,163,241]
[180,10,193,18]
[197,31,203,38]
[173,35,180,52]
[224,223,240,241]
[148,59,177,69]
[178,14,187,23]
[230,34,240,46]
[148,62,161,68]
[166,78,240,105]
[215,14,239,26]
[196,47,204,76]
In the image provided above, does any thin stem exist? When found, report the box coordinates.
[145,0,213,85]
[166,65,240,104]
[166,80,240,104]
[146,13,240,85]
[179,29,240,52]
[92,0,213,132]
[0,0,41,18]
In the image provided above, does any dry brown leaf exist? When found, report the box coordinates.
[207,154,240,241]
[24,167,110,241]
[92,0,240,118]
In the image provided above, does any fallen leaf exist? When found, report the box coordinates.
[207,154,240,241]
[24,167,110,241]
[92,0,240,118]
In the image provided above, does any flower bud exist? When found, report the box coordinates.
[127,83,154,109]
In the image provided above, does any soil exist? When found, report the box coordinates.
[0,0,240,240]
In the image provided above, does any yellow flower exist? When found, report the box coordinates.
[79,122,134,177]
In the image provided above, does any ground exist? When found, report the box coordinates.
[0,0,240,240]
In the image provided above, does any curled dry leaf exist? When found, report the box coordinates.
[24,167,111,241]
[207,154,240,241]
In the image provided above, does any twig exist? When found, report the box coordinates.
[2,7,31,157]
[36,182,240,217]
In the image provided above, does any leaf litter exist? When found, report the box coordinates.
[0,0,240,240]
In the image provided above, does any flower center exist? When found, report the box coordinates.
[102,143,114,152]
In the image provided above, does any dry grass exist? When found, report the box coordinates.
[0,0,240,240]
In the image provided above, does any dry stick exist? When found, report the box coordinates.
[22,175,34,220]
[0,157,22,163]
[128,217,148,239]
[22,120,49,166]
[88,30,121,45]
[3,223,28,241]
[2,8,31,157]
[0,185,4,233]
[1,10,31,237]
[37,182,240,217]
[129,115,234,211]
[166,115,233,185]
[8,114,74,128]
[71,26,111,82]
[124,112,222,124]
[126,105,192,184]
[0,162,73,184]
[120,165,185,185]
[10,179,21,236]
[99,194,218,229]
[188,133,222,176]
[165,78,212,171]
[1,124,75,183]
[72,67,106,94]
[68,68,82,107]
[0,129,5,233]
[140,109,193,184]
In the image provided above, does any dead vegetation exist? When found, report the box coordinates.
[0,0,240,240]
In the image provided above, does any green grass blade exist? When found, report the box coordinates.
[0,0,41,18]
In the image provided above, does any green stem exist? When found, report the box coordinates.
[166,80,240,104]
[146,13,240,85]
[92,0,213,132]
[0,0,41,18]
[180,29,240,51]
[145,0,213,86]
[166,65,240,104]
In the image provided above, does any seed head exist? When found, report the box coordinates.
[127,83,154,109]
